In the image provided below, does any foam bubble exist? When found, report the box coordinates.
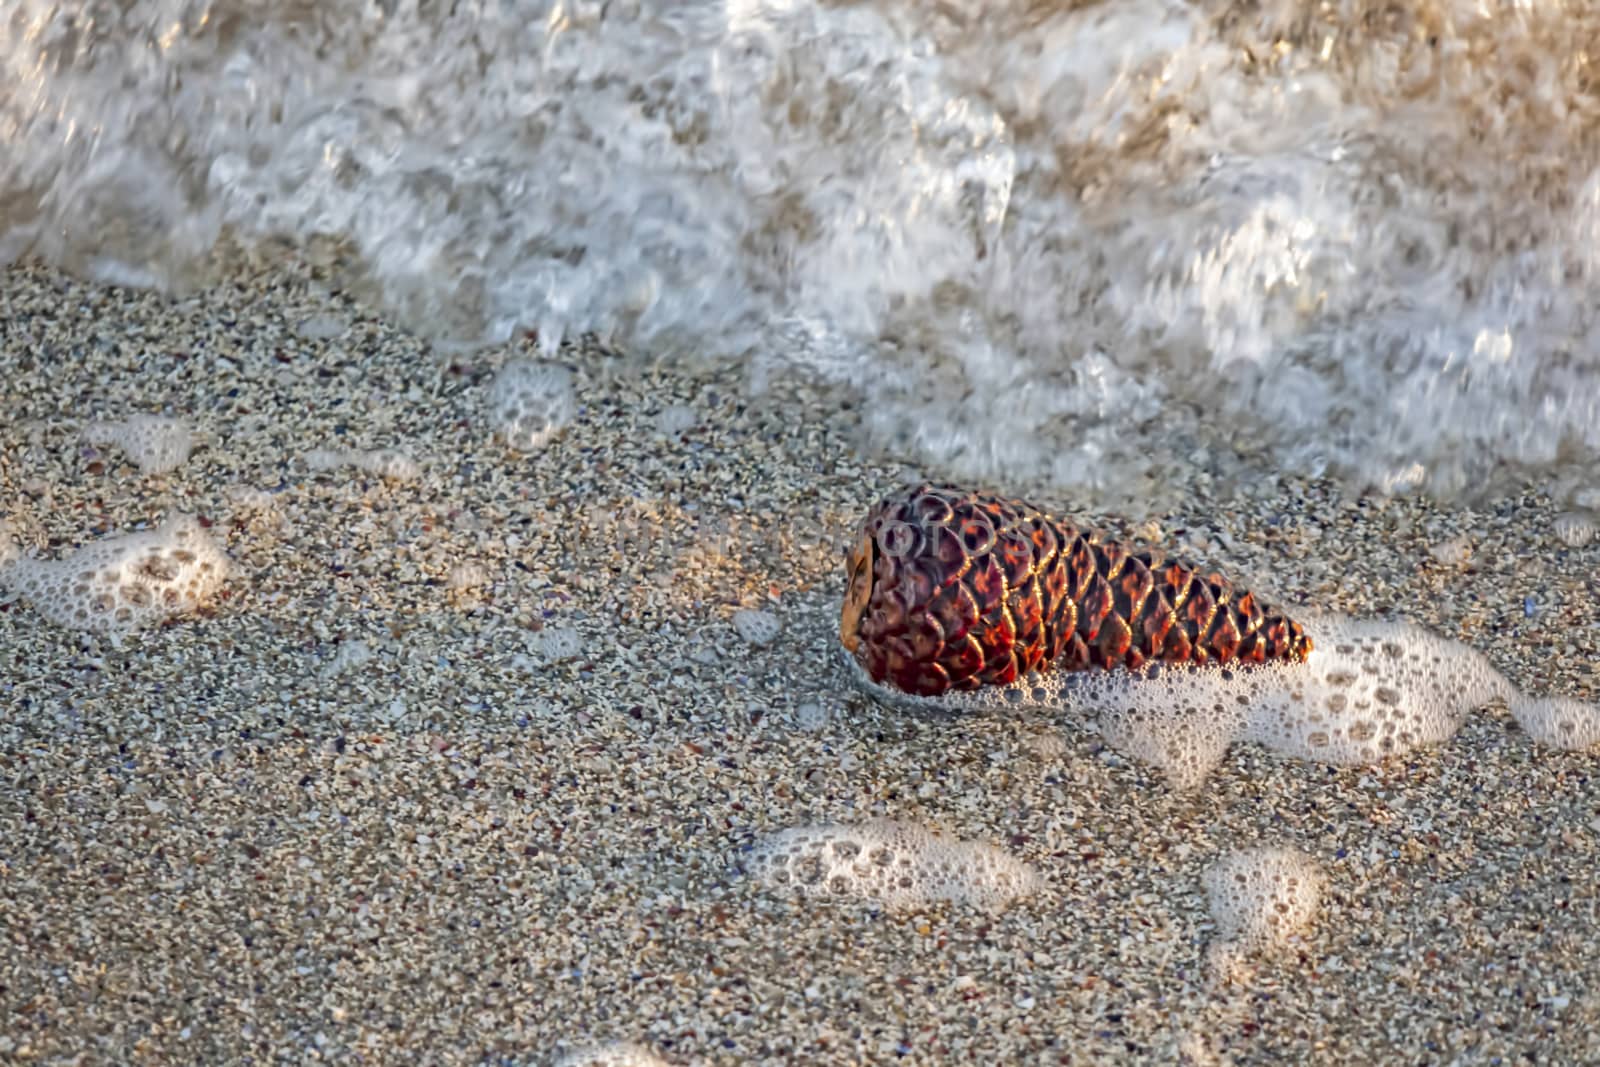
[791,701,831,732]
[1095,695,1244,794]
[82,415,194,475]
[1427,536,1472,567]
[445,562,490,591]
[0,513,229,635]
[1070,615,1524,786]
[731,608,781,647]
[1553,511,1597,548]
[847,612,1596,787]
[350,449,421,482]
[303,448,347,472]
[653,404,698,437]
[0,523,18,571]
[223,485,278,513]
[747,819,1041,912]
[1510,696,1600,751]
[553,1043,672,1067]
[296,313,349,340]
[489,361,576,452]
[1202,846,1325,985]
[302,447,421,482]
[320,640,373,679]
[536,626,584,664]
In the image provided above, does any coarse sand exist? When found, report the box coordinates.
[2,260,1599,1065]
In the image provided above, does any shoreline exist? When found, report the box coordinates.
[2,260,1598,1065]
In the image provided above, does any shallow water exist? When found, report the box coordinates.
[5,0,1600,501]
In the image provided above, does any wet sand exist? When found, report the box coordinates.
[2,260,1599,1065]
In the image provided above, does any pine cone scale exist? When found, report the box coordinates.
[844,484,1312,699]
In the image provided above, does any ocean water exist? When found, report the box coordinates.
[4,0,1599,503]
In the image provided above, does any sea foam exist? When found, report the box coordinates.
[83,415,194,475]
[0,513,229,638]
[1202,846,1326,985]
[6,1,1600,501]
[847,612,1600,789]
[747,819,1041,912]
[553,1042,673,1067]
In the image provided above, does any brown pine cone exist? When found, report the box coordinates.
[840,484,1311,698]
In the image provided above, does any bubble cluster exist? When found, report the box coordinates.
[1072,614,1526,787]
[791,701,831,732]
[653,404,697,437]
[0,523,19,570]
[295,313,349,340]
[444,562,490,591]
[0,513,228,636]
[82,415,193,475]
[1095,693,1245,794]
[553,1043,672,1067]
[747,819,1041,912]
[1509,696,1600,752]
[534,626,584,665]
[9,1,1600,499]
[1301,620,1508,740]
[320,640,373,679]
[222,485,278,513]
[1427,536,1473,568]
[305,447,421,482]
[488,361,576,452]
[303,448,346,471]
[847,612,1599,788]
[1553,511,1597,548]
[731,608,781,647]
[1202,847,1325,984]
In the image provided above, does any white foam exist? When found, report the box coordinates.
[553,1043,672,1067]
[1553,511,1597,548]
[1202,847,1325,985]
[0,522,18,571]
[302,447,421,482]
[349,449,421,482]
[1071,615,1528,786]
[653,404,698,437]
[536,626,584,665]
[82,415,193,475]
[488,361,576,452]
[1095,694,1245,795]
[847,612,1597,788]
[0,513,229,635]
[731,608,781,647]
[320,640,373,679]
[1427,536,1472,567]
[444,563,490,591]
[296,313,349,340]
[747,819,1041,912]
[223,485,278,513]
[1509,696,1600,751]
[10,1,1600,500]
[303,448,347,471]
[791,701,831,732]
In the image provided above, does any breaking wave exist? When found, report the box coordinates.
[5,0,1600,502]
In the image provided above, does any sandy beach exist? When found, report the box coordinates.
[3,258,1599,1065]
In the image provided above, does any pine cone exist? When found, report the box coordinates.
[841,484,1311,698]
